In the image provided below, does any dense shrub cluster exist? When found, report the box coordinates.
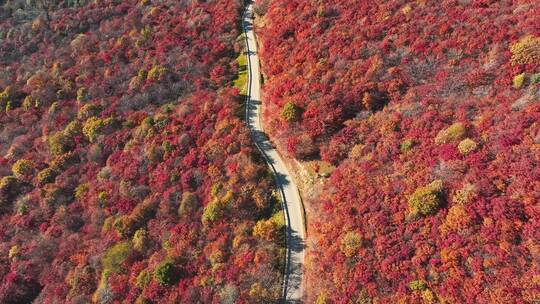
[280,101,301,122]
[11,159,34,178]
[257,0,540,302]
[154,260,181,286]
[0,0,283,303]
[408,180,443,217]
[510,35,540,65]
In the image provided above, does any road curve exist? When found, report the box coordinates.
[242,3,305,303]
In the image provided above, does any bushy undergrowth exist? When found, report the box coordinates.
[0,0,283,303]
[257,0,540,302]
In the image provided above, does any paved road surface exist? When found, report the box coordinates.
[242,4,305,303]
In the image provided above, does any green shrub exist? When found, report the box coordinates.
[47,132,74,156]
[154,260,181,286]
[98,191,107,207]
[83,117,105,142]
[340,231,363,257]
[76,87,87,103]
[93,270,112,304]
[0,86,11,101]
[83,117,116,142]
[280,101,300,122]
[400,139,415,154]
[510,35,540,65]
[142,116,154,126]
[161,103,174,114]
[211,183,222,197]
[138,69,148,80]
[435,123,466,144]
[77,103,102,120]
[408,180,444,216]
[252,219,277,241]
[202,199,226,223]
[147,65,168,81]
[4,100,13,112]
[22,96,38,110]
[202,191,233,223]
[452,183,477,205]
[530,73,540,85]
[140,26,152,43]
[132,228,149,252]
[162,141,173,153]
[102,242,132,274]
[74,183,89,199]
[136,270,151,289]
[169,172,179,182]
[233,52,248,95]
[64,121,82,137]
[513,73,526,89]
[37,168,57,185]
[0,176,19,196]
[102,216,115,233]
[0,86,12,111]
[270,211,285,229]
[12,159,34,177]
[457,138,477,155]
[114,217,139,238]
[409,279,427,291]
[153,114,169,129]
[209,250,224,269]
[113,216,128,236]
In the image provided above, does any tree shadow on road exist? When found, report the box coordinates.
[282,229,305,303]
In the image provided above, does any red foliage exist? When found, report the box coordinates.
[257,0,540,302]
[0,0,281,302]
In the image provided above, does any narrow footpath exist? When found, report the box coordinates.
[242,3,305,303]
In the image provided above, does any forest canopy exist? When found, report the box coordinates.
[256,0,540,302]
[0,0,283,303]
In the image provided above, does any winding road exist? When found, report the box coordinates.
[242,4,305,303]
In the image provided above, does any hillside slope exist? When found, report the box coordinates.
[256,0,540,302]
[0,1,283,303]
